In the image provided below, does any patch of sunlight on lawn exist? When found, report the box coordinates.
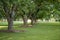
[0,26,7,29]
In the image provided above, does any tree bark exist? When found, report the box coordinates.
[22,15,28,27]
[7,18,13,31]
[31,18,37,25]
[31,18,34,25]
[31,18,35,25]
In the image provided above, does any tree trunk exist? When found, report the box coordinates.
[31,18,35,25]
[31,18,34,25]
[7,18,13,31]
[31,18,37,25]
[22,15,28,27]
[34,19,37,23]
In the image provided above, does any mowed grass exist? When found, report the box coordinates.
[0,22,60,40]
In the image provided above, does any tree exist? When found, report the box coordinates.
[16,0,36,27]
[31,0,59,22]
[0,0,19,31]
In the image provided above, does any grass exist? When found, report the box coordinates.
[0,22,60,40]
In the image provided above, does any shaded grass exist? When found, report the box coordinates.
[0,22,60,40]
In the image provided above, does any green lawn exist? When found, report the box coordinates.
[0,22,60,40]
